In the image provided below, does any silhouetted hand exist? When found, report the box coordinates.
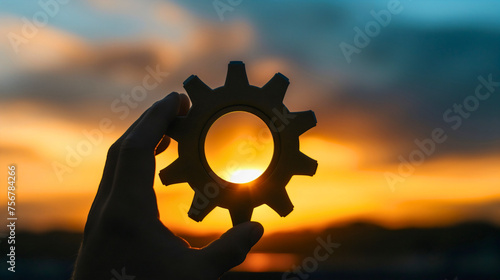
[73,92,264,280]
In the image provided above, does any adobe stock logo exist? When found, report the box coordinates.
[385,74,499,191]
[282,235,340,280]
[110,267,135,280]
[51,65,169,182]
[7,0,71,54]
[213,0,243,21]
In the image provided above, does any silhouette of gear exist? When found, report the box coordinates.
[159,61,317,226]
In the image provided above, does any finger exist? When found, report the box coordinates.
[200,222,264,275]
[154,93,190,156]
[85,107,153,229]
[122,92,181,151]
[110,92,181,206]
[178,93,190,116]
[100,107,153,189]
[154,135,171,156]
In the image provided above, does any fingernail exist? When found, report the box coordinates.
[162,92,178,101]
[169,92,179,97]
[151,93,174,108]
[249,222,264,245]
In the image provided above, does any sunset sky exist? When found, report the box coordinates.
[1,0,499,237]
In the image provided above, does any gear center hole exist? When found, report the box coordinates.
[204,111,274,184]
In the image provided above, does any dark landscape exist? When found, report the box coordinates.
[2,221,499,280]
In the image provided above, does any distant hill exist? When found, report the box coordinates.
[1,221,499,279]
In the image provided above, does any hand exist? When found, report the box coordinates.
[72,92,264,280]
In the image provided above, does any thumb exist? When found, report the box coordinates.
[201,221,264,273]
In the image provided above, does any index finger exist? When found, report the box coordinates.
[111,92,183,199]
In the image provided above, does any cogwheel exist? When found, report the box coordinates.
[159,61,317,226]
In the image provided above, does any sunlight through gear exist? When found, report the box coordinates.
[230,169,264,184]
[204,111,273,184]
[159,61,318,226]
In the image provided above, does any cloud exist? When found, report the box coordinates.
[0,16,90,71]
[394,198,500,226]
[0,2,256,124]
[1,0,499,165]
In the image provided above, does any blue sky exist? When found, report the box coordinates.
[1,0,499,158]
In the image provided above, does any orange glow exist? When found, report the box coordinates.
[1,2,499,237]
[204,111,273,183]
[2,101,500,235]
[233,253,299,272]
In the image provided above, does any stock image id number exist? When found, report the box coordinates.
[8,165,16,215]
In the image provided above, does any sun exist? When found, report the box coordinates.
[229,169,264,184]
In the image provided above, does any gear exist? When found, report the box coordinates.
[159,61,317,226]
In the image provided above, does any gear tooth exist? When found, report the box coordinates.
[159,158,188,186]
[224,61,249,88]
[188,194,216,222]
[183,75,212,104]
[262,73,289,102]
[293,152,318,176]
[229,205,254,226]
[291,110,317,135]
[266,190,294,217]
